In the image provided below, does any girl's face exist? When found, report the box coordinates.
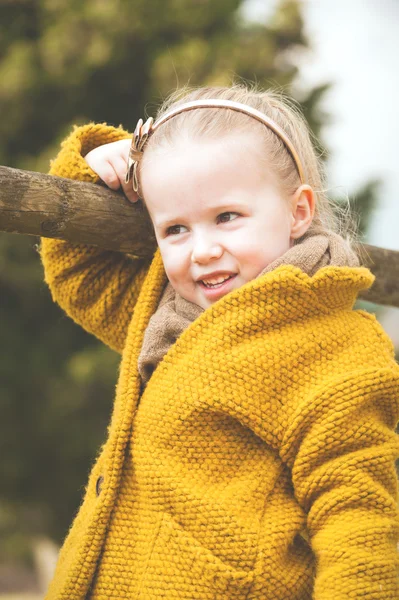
[141,134,306,310]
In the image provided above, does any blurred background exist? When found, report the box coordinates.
[1,0,398,597]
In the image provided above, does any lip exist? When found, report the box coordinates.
[197,273,238,301]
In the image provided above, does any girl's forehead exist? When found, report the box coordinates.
[141,134,279,219]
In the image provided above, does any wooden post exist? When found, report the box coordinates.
[1,165,398,308]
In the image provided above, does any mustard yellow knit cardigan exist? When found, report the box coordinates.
[40,124,399,600]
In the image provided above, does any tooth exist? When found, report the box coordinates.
[202,275,231,286]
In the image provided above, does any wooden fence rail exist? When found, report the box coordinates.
[0,165,398,308]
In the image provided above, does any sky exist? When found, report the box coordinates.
[242,0,399,251]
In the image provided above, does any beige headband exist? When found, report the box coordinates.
[125,99,306,192]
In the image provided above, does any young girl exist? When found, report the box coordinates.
[40,84,399,600]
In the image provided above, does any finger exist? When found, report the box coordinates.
[85,150,120,190]
[88,160,120,191]
[117,139,139,202]
[101,163,123,191]
[113,156,140,203]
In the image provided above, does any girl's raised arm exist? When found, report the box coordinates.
[40,123,150,353]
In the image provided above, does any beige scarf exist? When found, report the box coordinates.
[138,230,359,386]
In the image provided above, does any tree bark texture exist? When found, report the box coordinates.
[0,165,398,308]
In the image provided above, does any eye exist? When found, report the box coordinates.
[165,224,187,236]
[217,212,240,223]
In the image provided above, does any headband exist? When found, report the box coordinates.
[125,98,305,192]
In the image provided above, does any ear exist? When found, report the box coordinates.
[289,185,315,240]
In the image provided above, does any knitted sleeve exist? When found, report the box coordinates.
[280,365,399,599]
[40,123,149,353]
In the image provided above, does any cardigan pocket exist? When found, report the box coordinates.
[137,511,255,599]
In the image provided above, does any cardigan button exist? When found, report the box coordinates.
[96,476,104,496]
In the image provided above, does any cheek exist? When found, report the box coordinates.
[159,244,189,283]
[228,224,291,267]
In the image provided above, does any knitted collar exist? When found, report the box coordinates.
[138,230,360,386]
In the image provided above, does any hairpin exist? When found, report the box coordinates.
[125,116,154,191]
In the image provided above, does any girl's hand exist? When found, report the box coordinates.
[84,138,138,203]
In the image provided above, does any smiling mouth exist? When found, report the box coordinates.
[199,274,236,289]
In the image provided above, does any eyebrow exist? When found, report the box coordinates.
[154,202,249,230]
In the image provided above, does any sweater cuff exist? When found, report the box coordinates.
[48,123,131,182]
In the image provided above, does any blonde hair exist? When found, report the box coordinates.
[138,83,356,243]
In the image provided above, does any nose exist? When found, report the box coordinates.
[191,231,223,264]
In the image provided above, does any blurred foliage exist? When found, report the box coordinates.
[345,179,381,241]
[0,0,379,561]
